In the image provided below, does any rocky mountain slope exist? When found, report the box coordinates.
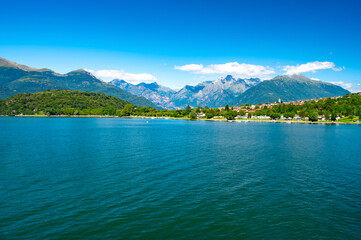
[110,75,261,108]
[110,79,176,109]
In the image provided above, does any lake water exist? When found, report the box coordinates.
[1,117,361,239]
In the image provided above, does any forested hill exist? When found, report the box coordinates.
[0,90,131,116]
[0,57,157,108]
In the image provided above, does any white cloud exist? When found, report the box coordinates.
[283,61,343,75]
[175,64,204,71]
[332,66,345,71]
[330,81,360,92]
[310,78,320,81]
[174,62,275,79]
[85,69,158,84]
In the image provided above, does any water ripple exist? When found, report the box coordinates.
[0,118,361,239]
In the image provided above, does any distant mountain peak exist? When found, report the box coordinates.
[111,79,175,93]
[0,57,41,72]
[110,79,128,84]
[224,75,234,81]
[273,74,311,80]
[37,68,54,72]
[68,69,88,74]
[289,74,316,82]
[136,82,161,91]
[0,57,22,68]
[184,85,205,92]
[216,75,235,82]
[137,82,159,87]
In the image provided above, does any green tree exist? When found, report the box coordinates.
[185,105,192,114]
[101,106,116,115]
[331,112,337,121]
[270,112,281,119]
[309,111,319,121]
[298,110,308,118]
[206,112,213,119]
[224,111,237,120]
[324,112,330,120]
[189,110,197,120]
[122,104,134,116]
[171,111,180,117]
[225,104,230,111]
[284,112,295,118]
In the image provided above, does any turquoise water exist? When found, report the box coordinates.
[1,117,361,239]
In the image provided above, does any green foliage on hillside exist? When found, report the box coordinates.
[0,90,129,116]
[251,93,361,121]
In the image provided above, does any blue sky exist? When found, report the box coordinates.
[1,0,361,91]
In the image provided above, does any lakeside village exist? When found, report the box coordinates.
[130,93,361,123]
[215,97,341,121]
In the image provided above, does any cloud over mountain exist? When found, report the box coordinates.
[329,81,359,92]
[85,69,158,84]
[283,61,343,75]
[175,62,275,79]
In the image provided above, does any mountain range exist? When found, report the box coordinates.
[110,74,349,108]
[110,75,261,109]
[0,57,350,109]
[0,57,157,107]
[110,79,176,109]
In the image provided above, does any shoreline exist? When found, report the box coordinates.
[1,115,360,125]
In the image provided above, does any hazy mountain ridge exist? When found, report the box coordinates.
[110,75,261,109]
[170,75,261,108]
[0,57,157,107]
[110,79,177,109]
[111,74,349,108]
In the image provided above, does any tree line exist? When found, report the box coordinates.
[1,90,361,122]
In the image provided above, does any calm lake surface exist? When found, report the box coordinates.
[1,117,361,239]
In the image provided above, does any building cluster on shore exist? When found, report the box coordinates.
[209,95,349,121]
[218,96,344,113]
